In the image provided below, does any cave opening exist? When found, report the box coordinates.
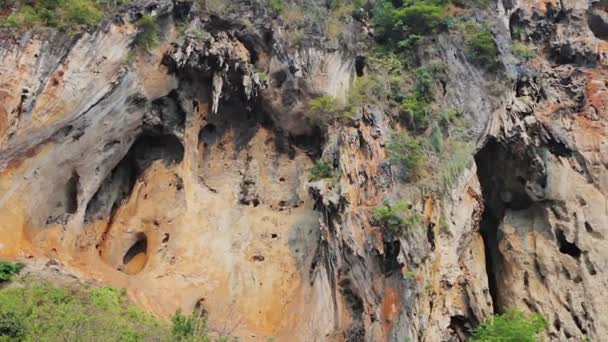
[474,138,536,314]
[85,133,184,223]
[122,233,148,275]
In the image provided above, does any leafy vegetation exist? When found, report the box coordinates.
[134,15,160,52]
[512,42,536,62]
[373,0,448,44]
[372,200,421,237]
[400,63,446,131]
[0,261,24,283]
[309,160,334,181]
[0,0,103,32]
[462,22,500,70]
[471,309,547,342]
[267,0,285,14]
[0,281,229,341]
[387,132,427,180]
[0,283,167,341]
[306,95,340,126]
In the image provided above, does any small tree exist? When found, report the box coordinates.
[471,308,547,342]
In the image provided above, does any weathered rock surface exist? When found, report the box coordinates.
[0,0,607,341]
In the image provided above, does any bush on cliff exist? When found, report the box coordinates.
[372,200,421,237]
[471,308,547,342]
[134,15,161,52]
[0,281,233,341]
[0,0,102,31]
[0,261,24,283]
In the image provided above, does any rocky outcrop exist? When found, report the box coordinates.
[0,0,607,341]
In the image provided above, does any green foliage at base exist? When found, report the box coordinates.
[0,284,168,341]
[134,15,161,52]
[0,0,102,32]
[0,281,230,341]
[471,309,547,342]
[372,200,421,237]
[0,261,24,283]
[309,160,334,181]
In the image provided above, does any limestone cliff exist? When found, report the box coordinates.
[0,0,606,341]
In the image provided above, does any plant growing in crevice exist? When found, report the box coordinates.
[309,160,334,181]
[401,63,446,131]
[372,200,421,237]
[512,42,536,62]
[134,15,160,52]
[461,22,501,71]
[306,95,340,127]
[387,131,428,180]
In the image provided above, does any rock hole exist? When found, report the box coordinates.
[279,177,285,182]
[584,222,594,233]
[555,229,582,258]
[271,233,278,239]
[162,233,170,243]
[199,123,218,146]
[251,255,265,262]
[65,171,79,214]
[122,233,148,275]
[382,240,402,275]
[588,3,608,41]
[449,315,471,341]
[355,56,366,77]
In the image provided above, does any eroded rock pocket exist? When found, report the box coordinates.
[122,233,148,275]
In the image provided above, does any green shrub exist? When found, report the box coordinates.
[387,132,427,179]
[512,42,536,62]
[134,15,160,51]
[0,311,26,339]
[471,308,547,342]
[306,95,340,126]
[0,0,102,31]
[309,160,334,181]
[400,64,447,131]
[372,200,421,237]
[171,310,210,341]
[373,0,448,43]
[462,22,501,70]
[430,122,443,152]
[268,0,285,14]
[413,63,446,100]
[401,96,431,130]
[0,261,24,282]
[0,283,170,341]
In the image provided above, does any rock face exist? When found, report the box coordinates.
[0,0,607,341]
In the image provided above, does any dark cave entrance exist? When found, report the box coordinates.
[474,138,536,314]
